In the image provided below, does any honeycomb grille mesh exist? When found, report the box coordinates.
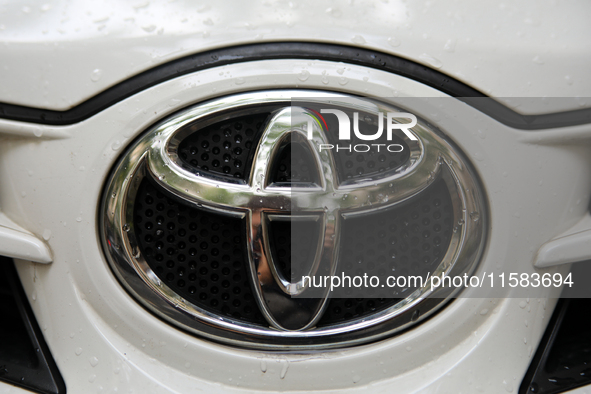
[133,176,453,327]
[271,143,319,184]
[320,178,453,324]
[133,179,267,325]
[178,113,269,180]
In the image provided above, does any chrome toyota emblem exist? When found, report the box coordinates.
[101,90,487,349]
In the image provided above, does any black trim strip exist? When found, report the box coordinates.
[519,299,569,394]
[0,42,590,128]
[0,258,66,394]
[518,298,591,394]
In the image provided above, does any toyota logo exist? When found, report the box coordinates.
[101,91,486,349]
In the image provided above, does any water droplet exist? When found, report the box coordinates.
[33,128,43,137]
[42,229,52,241]
[419,53,442,69]
[75,347,83,356]
[458,218,465,225]
[298,70,310,82]
[31,291,37,301]
[352,374,361,383]
[411,310,420,321]
[443,38,456,53]
[325,6,342,17]
[352,35,366,44]
[519,301,527,309]
[235,77,245,85]
[90,69,103,82]
[387,37,401,47]
[260,360,267,373]
[89,356,99,367]
[338,77,348,85]
[565,75,573,85]
[141,24,156,33]
[470,212,480,222]
[111,140,122,151]
[88,374,96,383]
[133,1,150,10]
[452,226,458,233]
[122,223,130,232]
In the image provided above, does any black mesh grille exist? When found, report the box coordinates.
[318,178,453,325]
[270,143,319,184]
[334,131,410,181]
[133,178,267,325]
[177,110,410,182]
[133,176,453,327]
[178,113,269,180]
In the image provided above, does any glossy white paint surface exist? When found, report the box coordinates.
[0,212,52,263]
[0,58,589,392]
[535,214,591,268]
[567,385,591,393]
[0,0,590,113]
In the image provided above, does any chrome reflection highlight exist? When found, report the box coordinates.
[101,90,487,349]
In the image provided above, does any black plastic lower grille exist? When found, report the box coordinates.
[0,258,66,394]
[520,296,591,394]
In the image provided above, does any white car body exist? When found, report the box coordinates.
[0,1,590,393]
